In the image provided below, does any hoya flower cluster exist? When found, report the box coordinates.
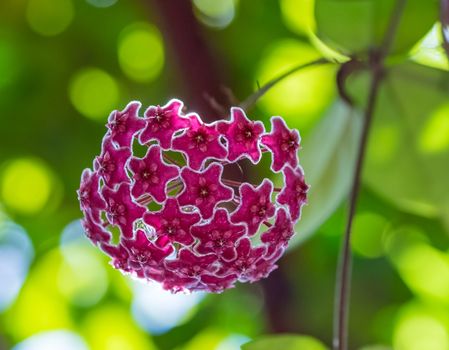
[78,99,308,293]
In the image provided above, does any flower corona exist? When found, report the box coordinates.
[78,99,308,293]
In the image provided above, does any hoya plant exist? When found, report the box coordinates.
[75,0,449,349]
[78,100,308,293]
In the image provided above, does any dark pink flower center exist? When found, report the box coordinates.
[109,202,126,220]
[150,107,170,130]
[210,231,231,250]
[163,222,179,235]
[251,201,270,218]
[98,153,116,174]
[236,259,251,272]
[295,181,308,199]
[238,125,256,142]
[198,186,210,198]
[281,134,299,153]
[182,265,202,277]
[109,115,127,133]
[189,129,211,151]
[131,249,151,265]
[140,167,159,183]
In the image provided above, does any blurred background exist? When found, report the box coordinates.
[1,0,449,349]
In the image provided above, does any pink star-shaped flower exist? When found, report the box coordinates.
[261,117,301,172]
[244,255,280,283]
[231,179,276,235]
[217,107,265,163]
[122,230,174,271]
[94,136,131,187]
[78,169,106,223]
[191,209,246,261]
[139,99,190,149]
[261,208,294,258]
[81,214,111,245]
[107,101,145,148]
[100,243,132,273]
[218,238,266,282]
[165,249,218,279]
[178,163,233,219]
[172,114,227,170]
[129,145,179,203]
[152,269,199,293]
[199,273,238,293]
[144,198,200,247]
[102,182,146,239]
[277,166,309,221]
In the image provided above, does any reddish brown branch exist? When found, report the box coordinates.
[149,0,229,120]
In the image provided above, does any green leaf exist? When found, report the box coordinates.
[314,0,438,56]
[347,62,449,224]
[290,101,362,246]
[241,334,328,350]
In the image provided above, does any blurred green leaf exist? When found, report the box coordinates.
[241,334,328,350]
[315,0,438,56]
[291,101,361,245]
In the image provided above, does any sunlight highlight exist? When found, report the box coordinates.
[392,242,449,303]
[5,250,73,340]
[419,103,449,154]
[256,39,335,130]
[394,307,449,350]
[69,68,119,121]
[0,221,34,312]
[118,23,164,83]
[13,331,88,350]
[1,158,53,215]
[26,0,74,36]
[131,281,204,334]
[411,24,449,71]
[193,0,237,29]
[351,212,389,258]
[82,305,157,350]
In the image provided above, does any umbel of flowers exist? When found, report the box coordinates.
[78,99,308,293]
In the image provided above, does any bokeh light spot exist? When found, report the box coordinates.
[58,220,108,307]
[26,0,74,36]
[5,250,73,340]
[131,281,204,334]
[69,68,119,121]
[394,308,449,350]
[351,212,389,258]
[193,0,237,29]
[419,102,449,154]
[0,221,34,311]
[13,331,88,350]
[118,23,164,83]
[216,335,251,350]
[256,39,335,130]
[86,0,118,8]
[391,242,449,303]
[1,158,54,215]
[82,304,157,350]
[183,329,227,350]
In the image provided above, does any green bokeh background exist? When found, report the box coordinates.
[1,0,449,349]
